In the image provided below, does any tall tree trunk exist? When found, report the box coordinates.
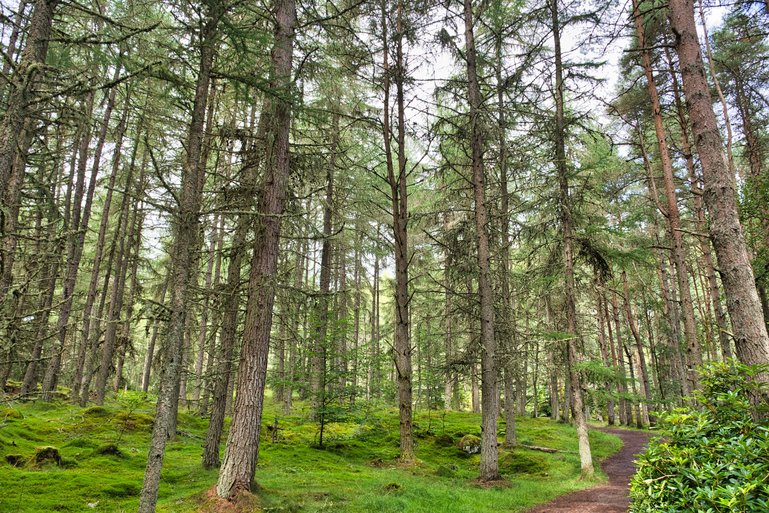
[138,4,221,510]
[633,3,702,391]
[215,0,296,497]
[379,0,415,463]
[464,0,500,481]
[310,147,334,418]
[551,0,593,477]
[40,91,98,399]
[596,290,615,425]
[663,45,732,361]
[142,277,169,393]
[94,140,144,405]
[621,271,651,426]
[71,88,132,403]
[668,0,769,369]
[0,2,58,291]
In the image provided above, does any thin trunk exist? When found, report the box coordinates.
[621,271,651,426]
[596,290,615,425]
[142,278,169,393]
[551,0,593,477]
[464,0,500,480]
[71,88,132,403]
[138,5,221,510]
[94,143,144,405]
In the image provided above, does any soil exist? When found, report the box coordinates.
[526,428,652,513]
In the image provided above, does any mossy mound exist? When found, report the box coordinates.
[500,450,550,476]
[436,463,458,477]
[83,406,111,417]
[103,481,141,498]
[94,444,123,457]
[433,434,454,447]
[0,407,23,419]
[64,437,99,449]
[114,411,153,431]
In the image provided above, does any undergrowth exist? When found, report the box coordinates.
[0,391,622,512]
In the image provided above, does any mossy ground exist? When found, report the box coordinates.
[0,392,622,512]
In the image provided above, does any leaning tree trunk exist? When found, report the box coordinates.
[138,4,221,511]
[464,0,500,481]
[215,0,296,497]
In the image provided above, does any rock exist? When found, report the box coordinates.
[33,446,62,466]
[5,454,25,467]
[94,444,122,457]
[458,434,482,454]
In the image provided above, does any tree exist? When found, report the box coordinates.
[667,0,769,371]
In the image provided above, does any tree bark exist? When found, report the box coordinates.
[138,4,221,510]
[464,0,500,481]
[215,0,296,497]
[551,0,593,477]
[633,2,702,391]
[668,0,769,369]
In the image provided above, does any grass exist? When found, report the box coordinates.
[0,392,623,512]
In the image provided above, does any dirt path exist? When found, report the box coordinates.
[526,428,652,513]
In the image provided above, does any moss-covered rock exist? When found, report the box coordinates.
[457,435,481,455]
[33,446,62,466]
[94,444,122,457]
[5,454,26,467]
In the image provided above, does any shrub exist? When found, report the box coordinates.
[630,360,769,513]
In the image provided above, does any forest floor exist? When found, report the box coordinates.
[1,390,628,512]
[527,428,651,513]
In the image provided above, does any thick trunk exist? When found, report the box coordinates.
[664,45,732,361]
[202,102,265,468]
[215,0,296,497]
[668,0,769,368]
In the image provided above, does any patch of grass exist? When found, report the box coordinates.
[0,392,625,513]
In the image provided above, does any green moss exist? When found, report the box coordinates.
[83,406,111,417]
[500,450,550,476]
[0,396,627,513]
[0,407,23,419]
